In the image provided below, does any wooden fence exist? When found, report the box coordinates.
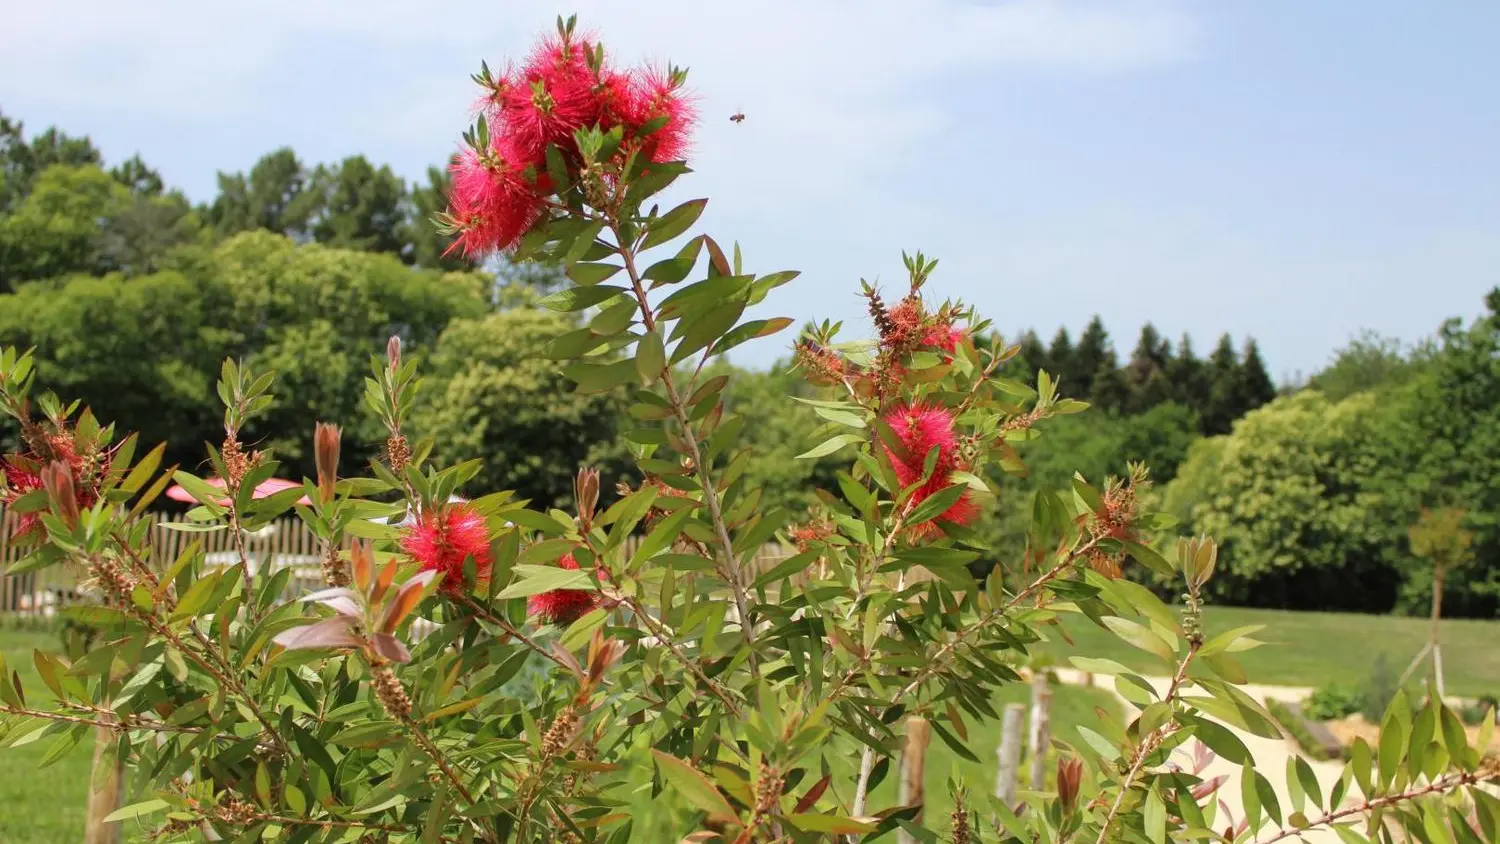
[1,510,799,617]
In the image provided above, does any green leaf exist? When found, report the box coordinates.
[559,609,609,651]
[1068,657,1135,676]
[797,434,863,460]
[170,571,222,622]
[1144,784,1166,842]
[567,262,622,285]
[538,285,627,313]
[104,799,170,824]
[1101,616,1175,663]
[1197,625,1267,658]
[786,814,876,834]
[1294,756,1323,812]
[1378,693,1409,786]
[712,317,794,357]
[810,404,866,428]
[650,750,736,823]
[495,565,596,599]
[564,359,638,394]
[641,199,708,250]
[642,236,703,284]
[1124,540,1176,579]
[1440,704,1473,770]
[329,722,402,748]
[170,471,227,513]
[636,330,665,386]
[752,551,821,589]
[1182,714,1249,764]
[904,483,968,527]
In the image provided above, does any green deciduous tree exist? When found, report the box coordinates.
[0,230,488,475]
[0,164,130,288]
[0,110,102,212]
[301,155,409,256]
[412,308,629,511]
[1309,330,1423,401]
[207,147,314,239]
[1164,389,1411,610]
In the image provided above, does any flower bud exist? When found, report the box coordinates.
[1056,756,1083,813]
[314,422,341,505]
[574,467,600,525]
[350,539,374,592]
[386,335,402,372]
[40,461,79,529]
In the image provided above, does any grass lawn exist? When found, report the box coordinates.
[1034,605,1500,698]
[0,623,95,844]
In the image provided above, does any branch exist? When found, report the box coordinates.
[1253,764,1500,844]
[611,222,757,670]
[618,595,743,717]
[1093,643,1198,844]
[0,703,240,745]
[859,534,1103,706]
[460,596,569,670]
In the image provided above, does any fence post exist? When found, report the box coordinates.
[896,716,932,844]
[84,723,122,844]
[995,703,1025,807]
[1028,672,1053,792]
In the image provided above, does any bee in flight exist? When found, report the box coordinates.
[729,111,745,123]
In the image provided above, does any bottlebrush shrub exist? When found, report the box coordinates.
[2,16,1498,844]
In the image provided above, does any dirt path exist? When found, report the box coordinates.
[1052,668,1347,843]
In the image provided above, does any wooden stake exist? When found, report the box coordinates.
[1028,672,1053,792]
[995,703,1025,807]
[897,717,932,844]
[84,724,122,844]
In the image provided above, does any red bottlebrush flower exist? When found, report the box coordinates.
[447,137,546,256]
[492,33,602,163]
[593,68,635,131]
[881,402,978,538]
[884,299,923,349]
[882,402,959,488]
[921,321,965,355]
[625,65,697,163]
[399,503,493,595]
[528,552,598,626]
[1,461,44,539]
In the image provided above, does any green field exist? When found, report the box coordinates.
[0,624,95,844]
[1035,604,1500,698]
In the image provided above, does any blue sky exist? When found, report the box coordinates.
[3,1,1496,382]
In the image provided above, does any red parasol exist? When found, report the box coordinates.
[164,477,312,508]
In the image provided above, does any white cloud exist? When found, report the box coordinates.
[0,1,1195,196]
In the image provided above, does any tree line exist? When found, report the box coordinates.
[1009,317,1277,435]
[0,109,474,293]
